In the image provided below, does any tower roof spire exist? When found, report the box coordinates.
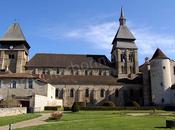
[0,23,26,41]
[119,7,126,26]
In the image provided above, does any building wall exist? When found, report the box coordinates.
[53,84,142,107]
[27,68,110,76]
[111,48,139,79]
[32,95,63,112]
[0,50,28,73]
[0,107,27,117]
[0,79,48,99]
[150,59,172,105]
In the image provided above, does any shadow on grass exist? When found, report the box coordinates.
[154,127,168,129]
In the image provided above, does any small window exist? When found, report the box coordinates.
[103,71,106,76]
[70,89,74,97]
[100,89,105,97]
[28,79,33,89]
[115,89,119,97]
[70,69,73,75]
[57,69,59,74]
[12,80,16,88]
[89,71,92,76]
[162,98,164,103]
[42,69,46,74]
[85,70,88,76]
[99,70,102,76]
[160,82,163,86]
[163,66,166,69]
[85,89,89,97]
[75,70,78,75]
[55,89,59,98]
[9,54,15,59]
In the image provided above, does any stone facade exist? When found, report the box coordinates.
[53,84,143,107]
[0,107,27,117]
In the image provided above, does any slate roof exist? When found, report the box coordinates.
[26,54,111,69]
[40,75,119,85]
[114,26,135,40]
[0,73,35,79]
[0,23,30,49]
[0,23,26,41]
[151,48,169,60]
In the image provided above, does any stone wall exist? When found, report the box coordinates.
[33,95,63,112]
[53,84,143,107]
[0,107,27,117]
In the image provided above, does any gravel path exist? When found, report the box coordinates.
[0,113,50,130]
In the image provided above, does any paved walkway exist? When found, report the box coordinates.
[0,113,50,130]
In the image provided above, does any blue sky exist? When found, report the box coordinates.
[0,0,175,64]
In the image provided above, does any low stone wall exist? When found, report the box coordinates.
[0,107,27,117]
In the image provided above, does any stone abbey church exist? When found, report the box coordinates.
[0,8,175,109]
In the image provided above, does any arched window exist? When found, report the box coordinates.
[55,89,59,98]
[89,70,92,76]
[70,69,73,75]
[100,89,105,97]
[85,70,88,76]
[99,70,102,76]
[115,89,119,97]
[85,89,89,97]
[70,89,74,97]
[75,70,78,75]
[12,80,16,89]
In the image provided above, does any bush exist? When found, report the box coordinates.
[0,97,20,108]
[71,102,79,112]
[132,101,141,110]
[100,101,116,107]
[45,106,64,111]
[50,111,63,120]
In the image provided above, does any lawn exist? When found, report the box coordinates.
[0,113,41,126]
[17,111,175,130]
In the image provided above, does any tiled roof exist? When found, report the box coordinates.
[26,54,111,69]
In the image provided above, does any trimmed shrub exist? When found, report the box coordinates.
[50,111,63,120]
[45,106,64,111]
[132,101,141,110]
[71,102,79,112]
[100,101,116,107]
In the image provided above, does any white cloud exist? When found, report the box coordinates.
[65,22,175,59]
[41,21,175,60]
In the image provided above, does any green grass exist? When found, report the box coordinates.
[17,111,175,130]
[0,113,41,126]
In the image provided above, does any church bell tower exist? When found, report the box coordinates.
[111,8,139,78]
[0,23,30,73]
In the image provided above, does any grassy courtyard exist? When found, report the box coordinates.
[16,110,175,130]
[0,113,41,126]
